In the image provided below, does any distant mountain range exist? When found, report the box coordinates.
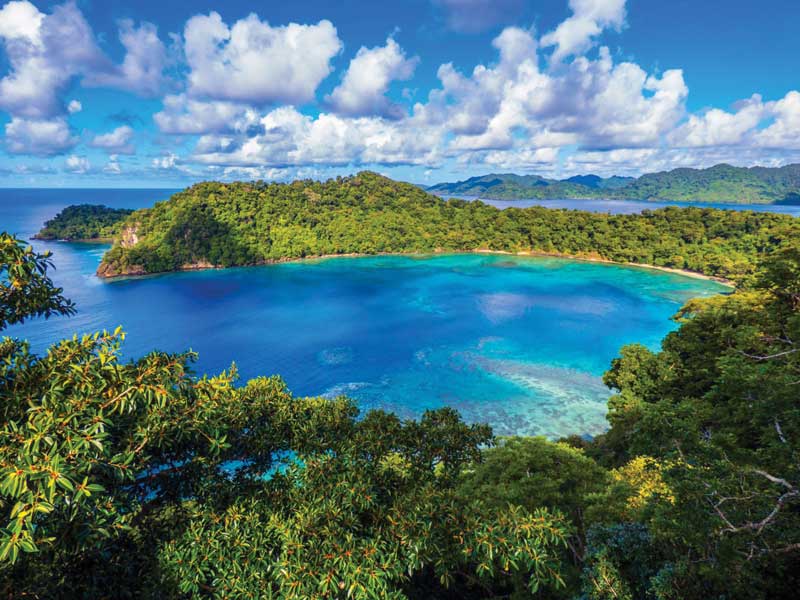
[427,163,800,204]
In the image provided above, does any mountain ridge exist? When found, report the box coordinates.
[428,163,800,204]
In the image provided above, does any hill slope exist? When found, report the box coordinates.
[95,171,799,280]
[33,205,134,241]
[429,163,800,204]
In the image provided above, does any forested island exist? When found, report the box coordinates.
[428,163,800,204]
[83,172,799,281]
[5,201,800,598]
[32,204,134,241]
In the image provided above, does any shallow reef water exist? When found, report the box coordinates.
[3,189,729,438]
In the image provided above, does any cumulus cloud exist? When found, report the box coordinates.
[668,91,800,152]
[481,147,561,169]
[154,94,259,135]
[754,91,800,150]
[84,19,168,97]
[90,125,135,153]
[183,12,341,105]
[327,37,419,118]
[3,0,797,178]
[670,94,766,147]
[0,1,167,157]
[0,2,167,119]
[433,0,524,34]
[541,0,627,62]
[153,152,179,169]
[168,21,693,174]
[418,28,686,160]
[0,1,100,119]
[192,106,442,168]
[104,154,122,174]
[4,116,76,155]
[65,154,90,173]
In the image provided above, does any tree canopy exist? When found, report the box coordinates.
[428,163,800,204]
[33,204,134,242]
[6,209,800,598]
[92,172,799,280]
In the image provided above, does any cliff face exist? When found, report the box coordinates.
[120,225,140,248]
[95,261,147,278]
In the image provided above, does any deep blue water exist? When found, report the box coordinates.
[1,188,733,438]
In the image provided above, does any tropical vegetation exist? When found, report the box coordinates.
[91,172,799,280]
[33,204,134,242]
[428,163,800,204]
[6,175,800,597]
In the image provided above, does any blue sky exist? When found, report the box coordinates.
[0,0,798,187]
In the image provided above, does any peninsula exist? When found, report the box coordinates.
[52,172,798,281]
[33,204,134,242]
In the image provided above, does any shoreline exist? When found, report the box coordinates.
[32,236,114,244]
[97,248,735,287]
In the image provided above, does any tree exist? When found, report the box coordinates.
[0,233,74,330]
[0,233,569,598]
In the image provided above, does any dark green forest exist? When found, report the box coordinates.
[428,163,800,204]
[33,204,134,241]
[90,172,799,280]
[5,180,800,597]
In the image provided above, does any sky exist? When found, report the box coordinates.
[0,0,798,187]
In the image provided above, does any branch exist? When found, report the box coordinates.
[739,348,799,361]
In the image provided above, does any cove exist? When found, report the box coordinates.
[6,244,728,438]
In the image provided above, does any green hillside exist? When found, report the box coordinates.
[94,172,799,280]
[429,163,800,204]
[33,204,134,241]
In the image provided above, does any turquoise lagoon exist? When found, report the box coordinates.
[2,189,730,438]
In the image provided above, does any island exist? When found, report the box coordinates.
[33,204,134,242]
[428,162,800,204]
[83,172,799,281]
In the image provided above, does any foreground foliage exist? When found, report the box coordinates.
[95,172,799,280]
[0,233,74,330]
[1,234,569,598]
[3,227,800,598]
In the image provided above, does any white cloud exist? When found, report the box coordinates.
[327,37,419,118]
[541,0,627,62]
[192,106,442,168]
[183,12,341,105]
[0,0,167,159]
[153,152,179,169]
[754,91,800,150]
[90,125,135,153]
[154,93,259,135]
[667,91,800,152]
[0,1,43,43]
[418,28,686,159]
[65,154,90,173]
[84,20,167,97]
[481,147,561,169]
[104,154,122,174]
[4,116,76,155]
[0,1,102,119]
[670,94,766,147]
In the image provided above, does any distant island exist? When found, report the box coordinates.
[33,204,134,242]
[35,172,798,282]
[428,163,800,204]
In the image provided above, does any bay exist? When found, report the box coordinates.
[1,188,732,438]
